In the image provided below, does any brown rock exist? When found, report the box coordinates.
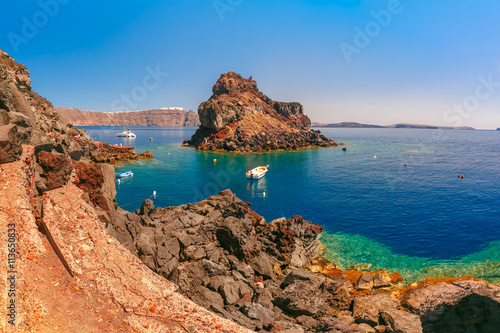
[55,107,200,127]
[35,151,74,192]
[400,280,500,332]
[189,71,338,152]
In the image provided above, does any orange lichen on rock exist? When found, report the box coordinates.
[308,257,344,277]
[393,276,487,301]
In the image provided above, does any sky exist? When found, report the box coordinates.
[1,0,500,129]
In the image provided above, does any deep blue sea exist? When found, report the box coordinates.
[83,126,500,283]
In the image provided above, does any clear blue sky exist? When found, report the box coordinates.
[1,0,500,129]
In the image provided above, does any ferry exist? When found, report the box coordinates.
[116,129,136,138]
[246,166,268,179]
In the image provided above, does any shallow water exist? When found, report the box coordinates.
[84,126,500,283]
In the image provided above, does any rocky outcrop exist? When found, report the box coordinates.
[189,71,338,152]
[398,279,500,333]
[106,189,413,332]
[104,183,500,332]
[0,147,251,332]
[55,107,200,127]
[35,151,74,193]
[0,48,152,233]
[0,48,152,187]
[74,137,153,164]
[0,49,60,163]
[110,190,344,331]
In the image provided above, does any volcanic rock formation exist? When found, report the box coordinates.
[55,107,200,127]
[189,72,338,152]
[0,49,152,167]
[106,189,500,333]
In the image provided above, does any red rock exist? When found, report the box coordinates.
[189,72,338,152]
[36,151,74,192]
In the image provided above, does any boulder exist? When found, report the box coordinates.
[0,124,22,164]
[241,302,274,327]
[35,151,74,192]
[401,280,500,332]
[355,273,375,290]
[219,278,253,305]
[274,280,327,317]
[353,293,422,332]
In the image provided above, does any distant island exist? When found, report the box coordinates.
[312,121,475,130]
[497,128,500,131]
[55,107,200,127]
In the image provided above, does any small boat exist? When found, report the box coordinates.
[116,171,133,178]
[116,129,136,138]
[246,166,268,179]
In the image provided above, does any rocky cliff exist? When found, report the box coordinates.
[0,49,152,166]
[0,49,71,163]
[106,189,500,333]
[189,72,338,152]
[55,107,200,127]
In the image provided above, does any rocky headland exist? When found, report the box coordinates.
[188,72,338,152]
[106,190,500,333]
[0,49,152,166]
[55,107,200,127]
[2,50,500,332]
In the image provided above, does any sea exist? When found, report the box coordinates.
[83,126,500,284]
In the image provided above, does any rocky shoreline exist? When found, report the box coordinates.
[104,188,500,333]
[2,49,500,332]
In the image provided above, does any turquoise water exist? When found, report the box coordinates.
[84,126,500,283]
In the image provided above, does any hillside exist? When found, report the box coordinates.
[312,121,475,130]
[55,107,200,127]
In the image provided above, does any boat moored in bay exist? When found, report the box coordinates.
[116,129,136,138]
[246,166,268,179]
[116,170,133,178]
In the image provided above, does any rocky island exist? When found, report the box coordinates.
[2,50,500,332]
[188,72,338,152]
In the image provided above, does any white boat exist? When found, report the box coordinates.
[116,171,133,178]
[246,166,268,179]
[116,129,136,138]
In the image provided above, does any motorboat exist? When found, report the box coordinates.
[116,129,136,138]
[246,166,268,179]
[116,171,133,178]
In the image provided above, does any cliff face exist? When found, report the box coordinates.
[0,147,251,332]
[189,71,337,152]
[0,49,72,163]
[55,107,200,127]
